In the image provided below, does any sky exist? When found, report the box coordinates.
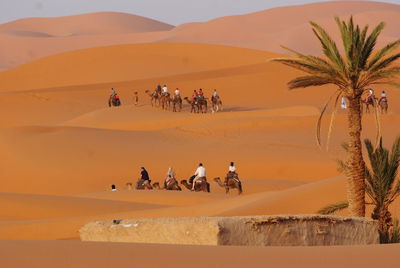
[1,0,399,25]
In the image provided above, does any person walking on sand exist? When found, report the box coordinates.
[341,97,347,109]
[134,91,139,105]
[192,163,206,191]
[110,88,116,97]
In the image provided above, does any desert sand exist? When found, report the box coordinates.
[0,1,400,267]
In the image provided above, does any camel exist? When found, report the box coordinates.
[197,97,208,113]
[214,177,242,195]
[160,93,172,110]
[378,97,388,114]
[136,179,155,190]
[211,96,223,113]
[362,96,376,113]
[153,179,182,191]
[172,96,183,112]
[184,97,199,113]
[180,178,210,192]
[145,90,160,107]
[108,95,121,107]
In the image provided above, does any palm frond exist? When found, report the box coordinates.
[367,40,400,70]
[317,201,349,215]
[316,90,341,147]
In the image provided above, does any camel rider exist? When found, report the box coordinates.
[192,163,206,191]
[156,84,162,95]
[191,90,198,102]
[162,85,169,96]
[213,89,219,97]
[174,88,181,100]
[140,167,150,184]
[225,162,238,184]
[381,90,387,99]
[165,167,176,187]
[198,88,204,100]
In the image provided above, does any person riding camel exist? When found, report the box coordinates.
[162,85,169,96]
[212,89,219,101]
[225,162,238,184]
[174,88,181,100]
[156,84,162,95]
[137,167,150,188]
[165,167,176,188]
[379,90,388,105]
[198,88,204,100]
[191,90,198,102]
[192,163,206,191]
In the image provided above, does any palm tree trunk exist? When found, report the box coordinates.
[346,96,366,217]
[372,205,391,243]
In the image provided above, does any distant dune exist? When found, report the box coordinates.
[0,1,399,70]
[0,12,174,37]
[161,1,400,54]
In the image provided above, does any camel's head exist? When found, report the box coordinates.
[180,179,188,185]
[145,90,150,93]
[213,177,221,182]
[184,97,189,100]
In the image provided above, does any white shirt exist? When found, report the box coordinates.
[229,166,236,172]
[382,92,387,97]
[213,91,218,97]
[195,166,206,177]
[175,89,180,96]
[162,86,168,93]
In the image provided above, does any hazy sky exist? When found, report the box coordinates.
[1,0,399,25]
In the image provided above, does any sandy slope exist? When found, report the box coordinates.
[161,1,400,54]
[0,1,399,71]
[0,31,399,268]
[0,240,399,268]
[0,12,174,37]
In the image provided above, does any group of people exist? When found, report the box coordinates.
[341,89,388,109]
[136,162,238,191]
[155,84,220,103]
[109,88,139,106]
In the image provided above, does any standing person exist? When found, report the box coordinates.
[192,163,206,191]
[134,91,139,106]
[162,85,169,96]
[110,88,116,97]
[341,97,347,109]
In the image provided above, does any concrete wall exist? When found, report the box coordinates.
[79,215,379,246]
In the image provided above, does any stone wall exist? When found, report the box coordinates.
[79,215,379,246]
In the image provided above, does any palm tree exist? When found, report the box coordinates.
[274,17,400,217]
[364,137,400,242]
[318,137,400,243]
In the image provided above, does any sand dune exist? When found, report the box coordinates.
[0,2,399,71]
[1,240,400,268]
[0,43,274,91]
[0,12,173,36]
[0,192,164,221]
[161,1,400,54]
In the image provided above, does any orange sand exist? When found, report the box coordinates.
[0,3,400,266]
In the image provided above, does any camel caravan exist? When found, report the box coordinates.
[360,89,389,114]
[146,84,223,113]
[116,163,242,195]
